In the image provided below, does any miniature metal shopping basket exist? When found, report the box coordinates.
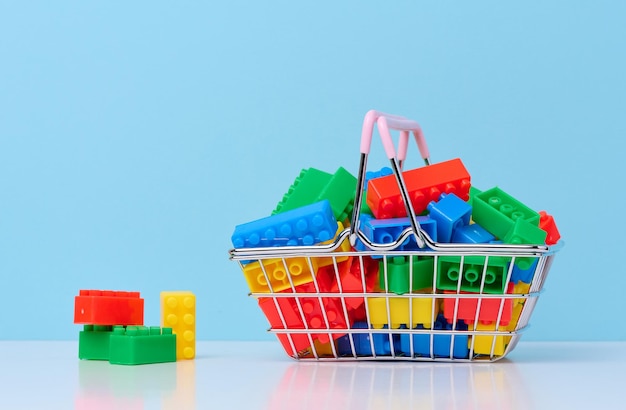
[229,110,562,362]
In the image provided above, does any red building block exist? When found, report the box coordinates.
[293,282,349,344]
[316,256,379,311]
[366,158,471,219]
[258,297,311,355]
[443,283,514,326]
[74,290,144,326]
[539,211,561,245]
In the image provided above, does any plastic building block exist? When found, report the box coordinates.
[109,326,176,365]
[539,210,561,245]
[504,218,548,270]
[78,325,115,360]
[161,291,196,360]
[355,215,437,255]
[472,186,540,240]
[319,167,358,222]
[317,256,378,311]
[426,193,472,243]
[510,258,538,284]
[468,185,482,206]
[273,167,357,222]
[337,322,401,357]
[258,297,311,354]
[364,166,393,187]
[443,283,514,326]
[451,223,496,244]
[504,218,548,246]
[316,221,352,267]
[242,256,319,293]
[506,301,526,332]
[366,295,438,329]
[436,255,511,294]
[241,222,349,294]
[366,158,471,219]
[470,322,510,356]
[306,338,336,358]
[399,315,469,359]
[379,256,435,294]
[291,282,349,344]
[74,290,144,326]
[231,199,338,249]
[274,168,331,214]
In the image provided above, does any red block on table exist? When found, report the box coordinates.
[443,283,514,326]
[74,290,144,326]
[366,158,471,219]
[539,211,561,245]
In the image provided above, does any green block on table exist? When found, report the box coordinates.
[436,255,511,294]
[79,325,116,360]
[109,326,176,365]
[380,256,435,294]
[472,186,540,239]
[273,167,357,221]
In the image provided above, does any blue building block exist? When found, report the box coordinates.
[426,193,472,243]
[510,258,538,284]
[337,322,401,357]
[451,223,496,244]
[355,214,437,256]
[365,167,393,190]
[399,315,469,359]
[231,200,338,249]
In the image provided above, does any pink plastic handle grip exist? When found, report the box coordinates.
[359,109,430,161]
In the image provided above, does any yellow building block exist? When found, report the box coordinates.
[366,296,438,329]
[512,282,531,295]
[507,281,531,332]
[317,221,351,267]
[506,302,525,332]
[308,338,336,358]
[242,222,350,294]
[471,322,510,357]
[161,291,196,360]
[243,257,319,293]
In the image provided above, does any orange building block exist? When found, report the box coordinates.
[74,290,144,326]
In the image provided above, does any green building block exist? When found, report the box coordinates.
[380,256,435,294]
[504,218,547,270]
[79,325,118,360]
[360,195,372,217]
[109,326,176,365]
[468,186,482,208]
[436,255,511,294]
[472,186,540,239]
[273,167,357,221]
[274,168,331,214]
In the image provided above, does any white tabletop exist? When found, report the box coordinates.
[0,341,623,409]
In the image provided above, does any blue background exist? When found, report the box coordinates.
[1,1,624,341]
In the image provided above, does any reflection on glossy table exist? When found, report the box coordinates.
[0,341,624,409]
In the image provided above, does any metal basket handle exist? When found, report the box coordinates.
[349,110,432,249]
